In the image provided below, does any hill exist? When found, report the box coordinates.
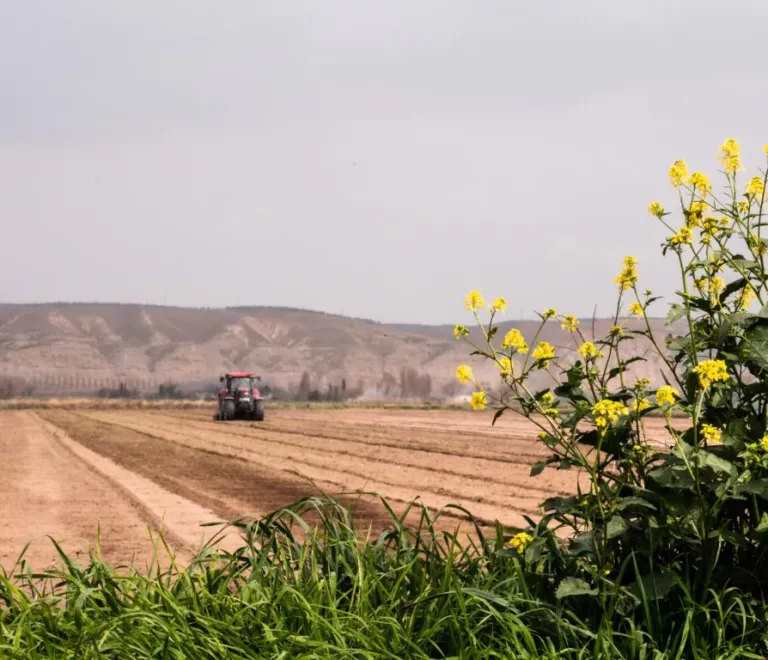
[0,303,678,397]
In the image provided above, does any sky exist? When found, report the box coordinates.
[1,1,768,325]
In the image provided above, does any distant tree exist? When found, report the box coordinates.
[158,382,183,399]
[0,378,14,400]
[297,371,311,401]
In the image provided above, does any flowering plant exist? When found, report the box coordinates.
[458,141,768,617]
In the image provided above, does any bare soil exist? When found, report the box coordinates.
[4,407,679,569]
[40,407,677,531]
[0,412,161,572]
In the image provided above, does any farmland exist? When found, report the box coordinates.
[0,406,676,572]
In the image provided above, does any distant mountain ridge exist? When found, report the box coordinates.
[0,303,679,397]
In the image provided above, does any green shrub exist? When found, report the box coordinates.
[456,139,768,654]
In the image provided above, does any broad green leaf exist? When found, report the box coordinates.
[606,516,628,540]
[555,577,598,599]
[666,304,686,325]
[701,451,737,477]
[630,571,677,602]
[542,496,579,514]
[615,497,657,512]
[569,532,595,555]
[735,478,768,498]
[730,259,758,271]
[756,512,768,533]
[742,323,768,370]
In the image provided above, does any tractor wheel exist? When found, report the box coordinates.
[222,400,235,421]
[252,400,265,422]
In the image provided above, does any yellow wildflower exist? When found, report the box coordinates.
[670,227,693,245]
[739,285,756,308]
[702,216,720,238]
[764,145,768,158]
[453,324,470,340]
[544,407,559,417]
[635,377,650,389]
[456,364,474,384]
[541,308,557,320]
[537,432,547,442]
[592,399,629,431]
[532,341,556,366]
[685,201,707,229]
[541,391,554,405]
[631,397,651,412]
[746,176,765,198]
[719,138,743,174]
[508,531,534,555]
[502,328,528,353]
[628,302,643,316]
[464,290,485,311]
[561,315,580,332]
[692,359,729,388]
[748,233,767,257]
[648,201,665,218]
[669,159,689,187]
[738,200,750,216]
[614,256,639,291]
[470,391,487,410]
[631,444,646,454]
[701,424,721,444]
[498,356,513,377]
[761,435,768,453]
[491,297,507,312]
[578,341,599,359]
[610,325,624,337]
[689,172,711,195]
[656,385,679,407]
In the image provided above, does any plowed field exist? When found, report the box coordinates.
[3,407,677,571]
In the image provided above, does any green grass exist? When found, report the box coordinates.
[1,495,765,659]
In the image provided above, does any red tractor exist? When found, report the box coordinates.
[214,372,265,421]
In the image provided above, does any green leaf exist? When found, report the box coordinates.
[666,304,686,325]
[606,516,628,540]
[555,577,598,599]
[735,479,768,498]
[615,496,657,512]
[569,531,595,556]
[630,571,677,602]
[530,461,546,477]
[542,496,579,515]
[698,451,737,477]
[462,587,514,610]
[742,324,768,370]
[755,513,768,533]
[491,408,505,426]
[730,259,758,271]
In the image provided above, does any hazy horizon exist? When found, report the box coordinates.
[2,1,768,324]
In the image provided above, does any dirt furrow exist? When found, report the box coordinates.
[128,411,580,495]
[83,411,564,517]
[40,411,485,537]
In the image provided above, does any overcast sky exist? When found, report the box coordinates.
[1,1,767,324]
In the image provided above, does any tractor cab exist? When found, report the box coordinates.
[220,372,261,398]
[215,372,265,421]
